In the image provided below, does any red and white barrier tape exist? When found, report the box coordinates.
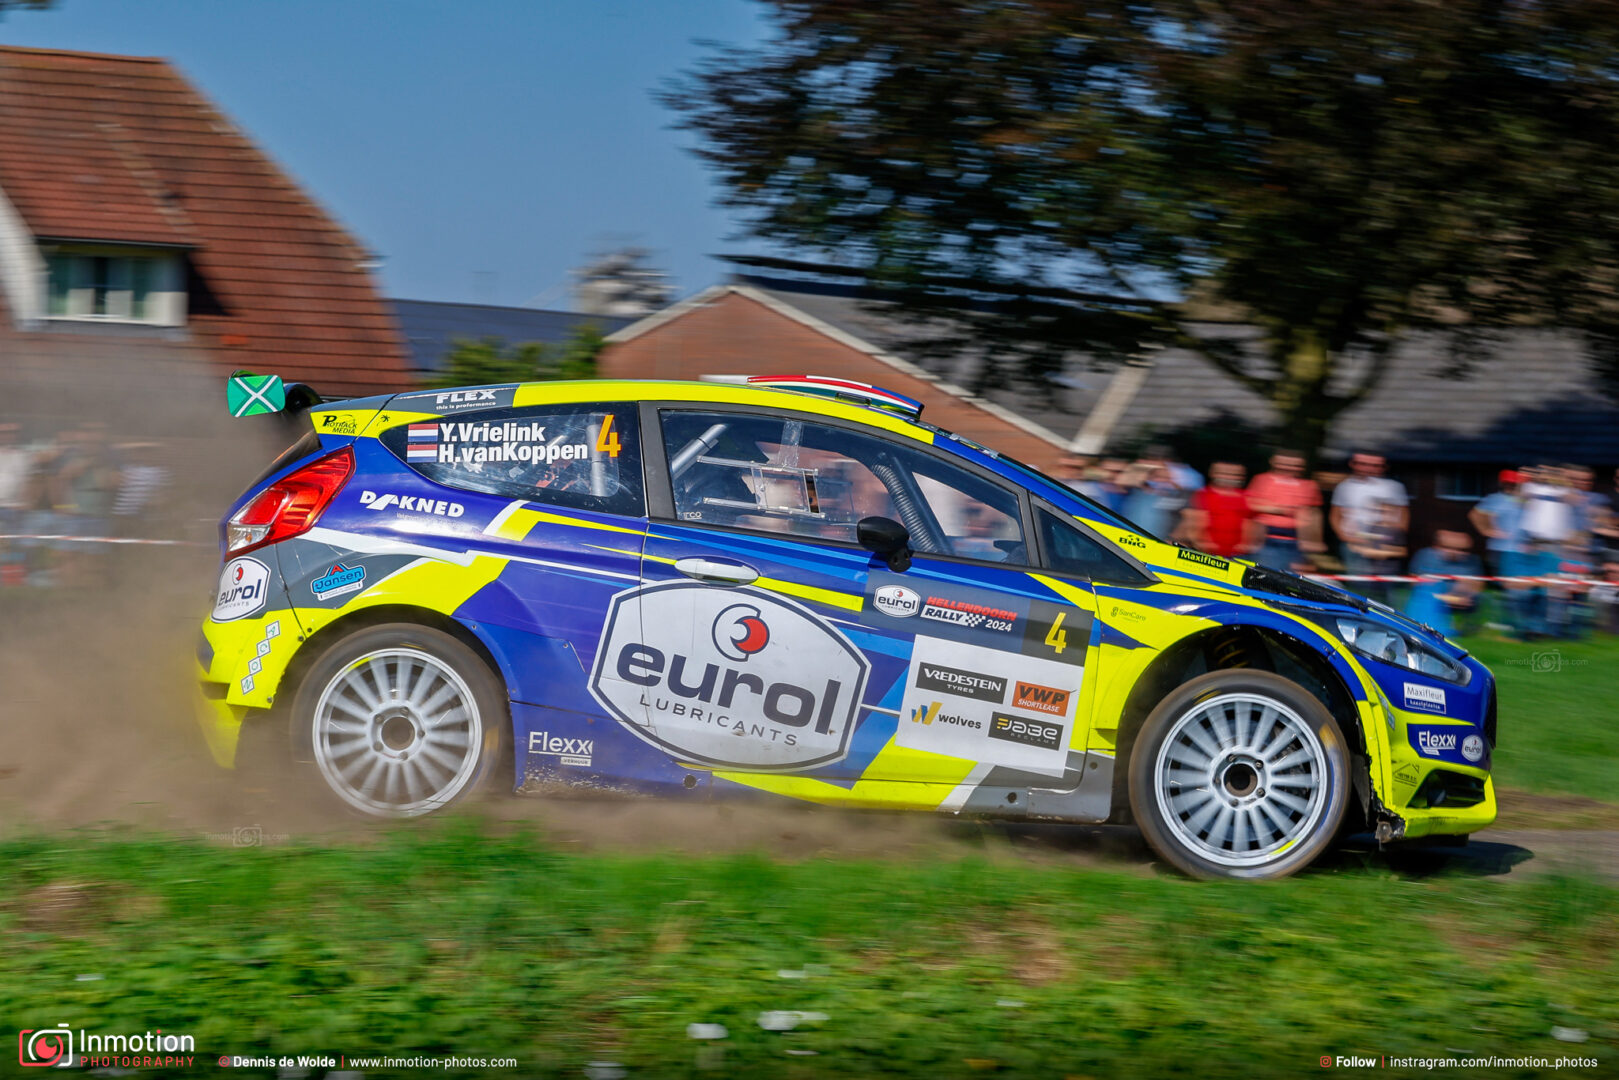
[0,534,202,547]
[1306,572,1613,587]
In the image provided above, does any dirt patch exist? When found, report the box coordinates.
[1494,789,1619,831]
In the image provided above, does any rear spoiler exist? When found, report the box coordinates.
[226,371,325,418]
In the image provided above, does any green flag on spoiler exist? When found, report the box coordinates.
[226,371,285,417]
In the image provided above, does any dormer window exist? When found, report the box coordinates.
[43,248,183,325]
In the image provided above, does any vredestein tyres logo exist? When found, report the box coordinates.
[588,581,871,771]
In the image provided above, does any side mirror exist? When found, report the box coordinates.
[858,515,912,572]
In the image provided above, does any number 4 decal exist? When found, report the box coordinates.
[595,413,623,458]
[1044,610,1068,655]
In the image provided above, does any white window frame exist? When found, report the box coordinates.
[41,245,185,327]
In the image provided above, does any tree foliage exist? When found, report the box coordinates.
[430,323,607,390]
[666,0,1619,455]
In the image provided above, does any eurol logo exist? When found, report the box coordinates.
[212,557,270,622]
[359,490,465,517]
[589,582,870,772]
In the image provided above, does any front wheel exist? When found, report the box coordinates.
[1129,670,1350,880]
[292,623,510,818]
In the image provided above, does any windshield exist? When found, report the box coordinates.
[934,429,1166,542]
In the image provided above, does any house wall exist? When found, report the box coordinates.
[598,290,1069,471]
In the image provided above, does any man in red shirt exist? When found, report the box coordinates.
[1246,450,1325,572]
[1185,462,1260,558]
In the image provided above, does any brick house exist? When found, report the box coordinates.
[599,277,1072,471]
[0,45,411,428]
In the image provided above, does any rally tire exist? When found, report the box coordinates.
[291,623,510,818]
[1129,670,1350,880]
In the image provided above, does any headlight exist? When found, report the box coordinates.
[1334,617,1471,685]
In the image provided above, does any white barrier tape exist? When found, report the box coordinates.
[0,534,202,547]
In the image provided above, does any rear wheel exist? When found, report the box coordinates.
[292,623,509,817]
[1129,670,1350,879]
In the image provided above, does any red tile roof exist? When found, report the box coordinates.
[0,46,412,395]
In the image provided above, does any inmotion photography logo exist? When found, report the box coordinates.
[18,1024,71,1068]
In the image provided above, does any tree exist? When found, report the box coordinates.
[666,1,1619,459]
[430,323,607,389]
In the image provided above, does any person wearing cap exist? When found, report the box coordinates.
[1469,469,1525,580]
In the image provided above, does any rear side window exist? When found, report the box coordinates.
[381,403,643,517]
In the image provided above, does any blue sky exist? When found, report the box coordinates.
[1,0,771,307]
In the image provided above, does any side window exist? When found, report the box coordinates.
[382,403,643,517]
[660,409,1027,563]
[1038,509,1148,583]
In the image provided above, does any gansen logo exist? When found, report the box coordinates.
[588,582,870,772]
[915,663,1006,704]
[311,562,366,600]
[1012,681,1072,717]
[359,490,465,517]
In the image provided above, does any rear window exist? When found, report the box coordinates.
[380,403,644,517]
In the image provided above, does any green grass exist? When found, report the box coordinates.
[1458,634,1619,801]
[3,825,1615,1078]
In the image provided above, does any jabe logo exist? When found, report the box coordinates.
[873,584,920,618]
[589,581,870,772]
[213,557,270,622]
[712,603,770,660]
[359,490,465,517]
[18,1024,70,1068]
[1462,734,1486,762]
[311,562,365,600]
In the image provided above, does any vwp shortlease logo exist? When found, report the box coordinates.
[589,582,870,772]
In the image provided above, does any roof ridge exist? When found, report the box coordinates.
[0,44,167,64]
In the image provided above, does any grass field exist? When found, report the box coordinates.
[3,825,1614,1078]
[1459,634,1619,802]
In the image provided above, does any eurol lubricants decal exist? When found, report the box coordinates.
[588,581,870,771]
[213,557,270,622]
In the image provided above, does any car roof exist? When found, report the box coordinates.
[382,378,938,444]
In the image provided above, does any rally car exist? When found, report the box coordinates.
[197,374,1497,879]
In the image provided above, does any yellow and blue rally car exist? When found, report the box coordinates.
[198,374,1497,878]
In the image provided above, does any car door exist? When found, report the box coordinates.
[586,402,1098,792]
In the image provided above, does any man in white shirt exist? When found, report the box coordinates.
[0,422,34,576]
[1329,451,1409,601]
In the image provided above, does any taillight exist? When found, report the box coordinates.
[226,447,354,555]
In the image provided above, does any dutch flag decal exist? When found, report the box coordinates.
[406,424,439,462]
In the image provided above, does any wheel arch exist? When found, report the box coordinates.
[1110,620,1369,823]
[278,604,513,759]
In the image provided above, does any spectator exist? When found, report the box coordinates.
[1468,470,1525,580]
[1246,450,1325,573]
[112,442,172,537]
[1547,534,1595,639]
[1146,443,1203,495]
[1519,464,1574,547]
[1122,460,1185,539]
[1591,556,1619,635]
[1566,464,1609,561]
[1329,451,1409,601]
[1406,530,1482,638]
[1183,462,1260,558]
[1597,467,1619,561]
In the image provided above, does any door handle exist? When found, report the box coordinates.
[674,557,760,586]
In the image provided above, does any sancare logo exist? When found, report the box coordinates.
[212,557,270,622]
[589,582,870,772]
